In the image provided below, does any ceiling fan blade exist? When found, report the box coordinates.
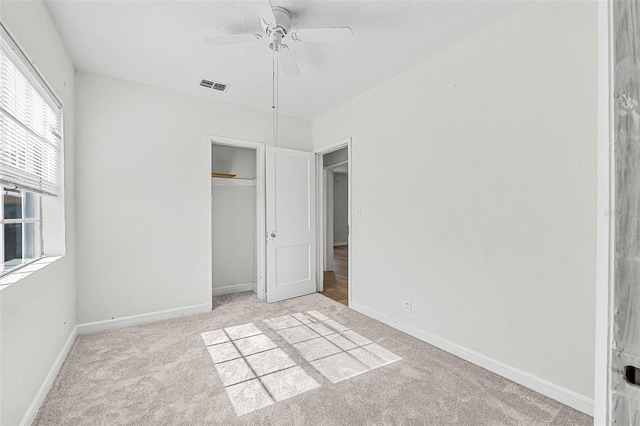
[290,27,353,43]
[260,0,277,27]
[204,33,262,47]
[277,45,300,77]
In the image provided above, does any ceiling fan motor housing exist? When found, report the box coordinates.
[271,7,292,32]
[267,7,291,51]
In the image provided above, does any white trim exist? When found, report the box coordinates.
[315,138,352,300]
[209,136,266,302]
[212,282,256,296]
[349,302,594,416]
[0,256,62,289]
[347,143,352,304]
[323,159,349,272]
[211,177,256,186]
[315,138,352,155]
[20,325,78,426]
[325,169,334,272]
[206,136,214,311]
[316,156,324,289]
[77,303,210,335]
[325,159,348,170]
[595,1,613,424]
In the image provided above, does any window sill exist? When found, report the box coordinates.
[0,256,62,290]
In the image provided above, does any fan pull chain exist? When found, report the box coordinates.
[272,49,279,147]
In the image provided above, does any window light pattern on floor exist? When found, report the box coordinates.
[201,323,320,416]
[201,311,401,417]
[264,311,402,383]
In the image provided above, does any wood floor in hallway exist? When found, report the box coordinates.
[321,245,348,306]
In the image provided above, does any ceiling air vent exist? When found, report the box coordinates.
[212,82,227,91]
[200,79,228,92]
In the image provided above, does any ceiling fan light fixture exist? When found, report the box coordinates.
[268,29,284,51]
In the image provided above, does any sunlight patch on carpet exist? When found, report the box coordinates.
[201,322,319,416]
[201,311,400,416]
[267,312,401,383]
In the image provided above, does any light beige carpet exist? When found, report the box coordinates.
[34,292,592,425]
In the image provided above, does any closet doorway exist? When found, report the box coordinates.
[210,137,265,305]
[315,138,352,306]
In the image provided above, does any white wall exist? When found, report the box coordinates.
[212,144,256,179]
[333,172,348,245]
[211,186,255,290]
[212,144,256,290]
[314,1,596,399]
[0,1,77,425]
[75,72,311,323]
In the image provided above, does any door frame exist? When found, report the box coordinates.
[325,168,333,272]
[594,0,613,424]
[314,137,352,303]
[324,160,348,272]
[209,135,266,302]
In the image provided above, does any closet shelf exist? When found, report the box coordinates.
[211,176,256,187]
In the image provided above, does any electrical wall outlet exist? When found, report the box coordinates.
[403,300,412,315]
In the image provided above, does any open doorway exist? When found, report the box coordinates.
[210,137,266,307]
[209,139,318,306]
[315,138,351,306]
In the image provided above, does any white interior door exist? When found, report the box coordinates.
[266,146,316,302]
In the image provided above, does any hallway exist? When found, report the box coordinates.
[321,245,348,306]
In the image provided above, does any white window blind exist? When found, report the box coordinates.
[0,24,62,197]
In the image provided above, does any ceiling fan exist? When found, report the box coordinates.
[203,1,354,77]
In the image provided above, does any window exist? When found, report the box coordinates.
[0,23,62,276]
[1,186,41,273]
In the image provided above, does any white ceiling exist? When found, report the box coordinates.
[45,0,533,119]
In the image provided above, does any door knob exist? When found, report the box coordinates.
[271,233,276,238]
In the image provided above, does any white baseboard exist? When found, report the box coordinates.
[334,242,348,247]
[77,303,210,335]
[349,302,594,416]
[212,282,256,297]
[20,325,78,426]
